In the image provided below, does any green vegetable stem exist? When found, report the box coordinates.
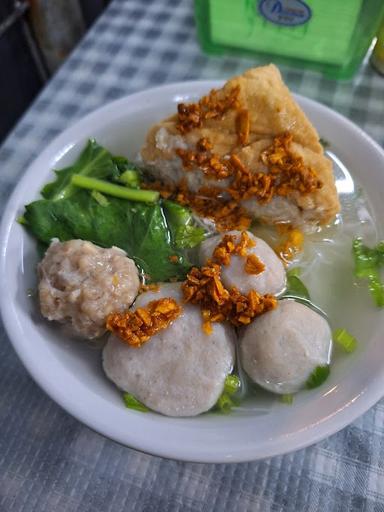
[71,174,159,203]
[42,139,122,201]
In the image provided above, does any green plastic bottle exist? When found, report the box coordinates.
[371,19,384,75]
[195,0,384,79]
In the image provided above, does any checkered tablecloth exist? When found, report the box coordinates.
[1,1,384,511]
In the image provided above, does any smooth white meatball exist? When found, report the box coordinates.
[38,239,140,339]
[199,230,286,295]
[240,299,332,394]
[103,283,236,416]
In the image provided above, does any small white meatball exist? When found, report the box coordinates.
[38,239,140,339]
[199,230,286,295]
[239,299,332,394]
[103,283,235,416]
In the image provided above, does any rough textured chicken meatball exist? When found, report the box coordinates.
[38,239,140,339]
[102,283,236,416]
[240,299,332,394]
[199,230,286,296]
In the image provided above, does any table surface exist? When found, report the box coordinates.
[1,1,384,511]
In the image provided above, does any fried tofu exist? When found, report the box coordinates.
[140,64,340,229]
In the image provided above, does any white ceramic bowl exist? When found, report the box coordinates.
[1,81,384,463]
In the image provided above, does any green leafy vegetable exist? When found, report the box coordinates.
[112,155,137,174]
[306,365,330,389]
[285,275,310,300]
[42,139,121,201]
[281,268,310,300]
[24,191,192,282]
[17,215,28,225]
[353,238,384,307]
[123,392,149,412]
[163,200,191,226]
[319,138,330,149]
[71,174,159,203]
[22,139,209,282]
[174,225,206,249]
[91,190,109,207]
[119,169,140,188]
[280,268,328,319]
[163,200,205,249]
[287,266,301,277]
[333,328,357,353]
[280,394,294,405]
[376,241,384,262]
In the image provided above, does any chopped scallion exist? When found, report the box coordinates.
[333,328,357,353]
[280,394,294,405]
[216,393,234,414]
[368,275,384,307]
[122,392,149,412]
[215,374,241,413]
[224,374,241,396]
[352,238,384,307]
[306,365,330,389]
[353,238,379,278]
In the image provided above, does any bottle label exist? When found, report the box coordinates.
[258,0,312,27]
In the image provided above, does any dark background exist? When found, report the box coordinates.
[0,0,109,144]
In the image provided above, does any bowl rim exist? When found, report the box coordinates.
[1,80,384,463]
